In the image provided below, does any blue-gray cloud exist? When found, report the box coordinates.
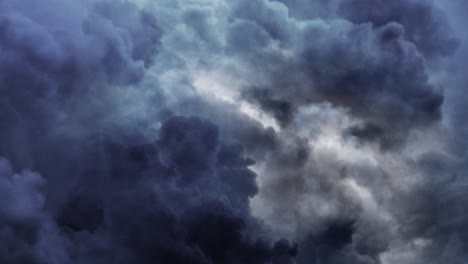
[1,0,468,263]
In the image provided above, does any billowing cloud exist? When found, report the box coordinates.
[1,0,468,263]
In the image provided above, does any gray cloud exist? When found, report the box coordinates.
[1,0,468,263]
[225,0,449,148]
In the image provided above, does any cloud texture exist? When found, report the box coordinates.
[1,0,468,263]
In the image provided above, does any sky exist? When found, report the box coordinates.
[0,0,467,263]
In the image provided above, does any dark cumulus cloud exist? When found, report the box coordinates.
[227,0,454,148]
[338,0,459,59]
[0,0,162,167]
[222,0,468,263]
[2,0,468,263]
[0,117,296,264]
[0,0,295,263]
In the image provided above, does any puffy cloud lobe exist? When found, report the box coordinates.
[338,0,459,58]
[0,0,161,166]
[0,116,296,263]
[300,21,443,146]
[0,0,160,92]
[0,158,47,264]
[59,116,295,263]
[0,158,45,224]
[277,0,459,58]
[225,0,451,148]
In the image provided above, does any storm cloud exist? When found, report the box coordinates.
[1,0,468,263]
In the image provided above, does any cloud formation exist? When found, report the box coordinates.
[1,0,468,263]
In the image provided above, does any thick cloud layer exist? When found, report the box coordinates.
[0,1,295,263]
[0,116,297,264]
[2,0,468,263]
[229,0,447,149]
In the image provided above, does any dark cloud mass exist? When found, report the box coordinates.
[0,116,296,263]
[1,0,468,263]
[338,0,459,58]
[228,0,446,148]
